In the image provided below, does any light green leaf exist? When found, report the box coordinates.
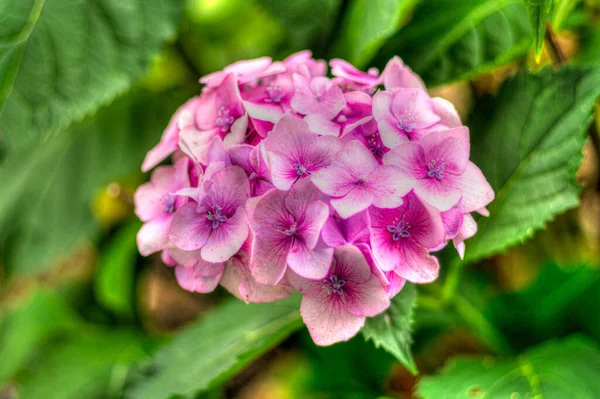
[127,295,303,399]
[464,66,600,262]
[94,220,141,318]
[373,0,531,86]
[16,329,151,399]
[416,336,600,398]
[0,0,185,150]
[0,88,191,276]
[525,0,552,60]
[331,0,419,68]
[362,283,418,375]
[0,289,78,381]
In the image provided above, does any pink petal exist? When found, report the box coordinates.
[304,113,340,136]
[414,177,463,212]
[381,56,425,90]
[169,203,211,251]
[250,227,292,285]
[201,207,249,263]
[394,239,440,283]
[179,127,220,165]
[175,263,224,293]
[382,141,426,179]
[419,127,470,174]
[311,165,357,197]
[287,240,333,280]
[321,216,346,247]
[286,269,323,296]
[384,271,406,298]
[137,217,171,256]
[454,162,495,213]
[301,294,365,346]
[243,101,284,123]
[331,185,374,219]
[345,275,390,317]
[207,136,231,166]
[369,164,414,209]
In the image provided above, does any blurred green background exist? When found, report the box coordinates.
[2,0,600,398]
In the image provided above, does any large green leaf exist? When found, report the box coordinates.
[0,290,78,382]
[362,283,418,375]
[0,0,185,150]
[373,0,531,86]
[0,88,192,276]
[257,0,342,56]
[416,336,600,398]
[127,295,303,399]
[331,0,418,68]
[525,0,552,60]
[464,66,600,262]
[16,329,151,399]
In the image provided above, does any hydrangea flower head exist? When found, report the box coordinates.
[134,53,495,346]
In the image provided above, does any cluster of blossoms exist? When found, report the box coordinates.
[135,51,494,345]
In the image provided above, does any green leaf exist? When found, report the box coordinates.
[525,0,552,61]
[16,329,151,399]
[373,0,531,86]
[0,88,191,276]
[0,289,78,381]
[94,220,141,318]
[331,0,419,68]
[362,283,418,375]
[464,66,600,262]
[552,0,582,31]
[258,0,342,56]
[127,295,303,399]
[416,336,600,398]
[0,0,185,150]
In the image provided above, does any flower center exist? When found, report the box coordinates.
[206,205,228,229]
[279,222,298,236]
[387,217,411,240]
[293,162,308,176]
[249,172,257,180]
[161,194,176,213]
[265,83,283,103]
[367,133,386,157]
[323,274,346,295]
[216,106,235,132]
[397,113,417,133]
[427,159,445,179]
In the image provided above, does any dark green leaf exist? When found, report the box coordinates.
[258,0,342,56]
[331,0,418,68]
[127,295,303,399]
[464,66,600,262]
[0,88,191,276]
[362,283,418,375]
[0,0,185,150]
[94,220,141,318]
[525,0,552,60]
[417,336,600,398]
[373,0,531,86]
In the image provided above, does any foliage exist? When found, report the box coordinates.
[2,0,600,398]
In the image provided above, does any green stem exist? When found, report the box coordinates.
[442,257,463,303]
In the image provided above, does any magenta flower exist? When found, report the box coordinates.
[283,50,327,77]
[304,91,373,137]
[220,234,293,303]
[373,88,440,147]
[228,144,274,196]
[179,73,248,165]
[321,210,370,247]
[330,59,380,92]
[453,212,478,259]
[200,56,285,88]
[142,97,202,172]
[288,245,390,345]
[311,140,414,218]
[380,56,426,91]
[342,118,388,162]
[168,247,225,293]
[263,114,343,190]
[369,192,445,283]
[169,165,250,263]
[291,74,346,119]
[383,127,495,212]
[246,179,332,285]
[135,159,190,256]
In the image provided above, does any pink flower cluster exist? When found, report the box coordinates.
[135,51,494,345]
